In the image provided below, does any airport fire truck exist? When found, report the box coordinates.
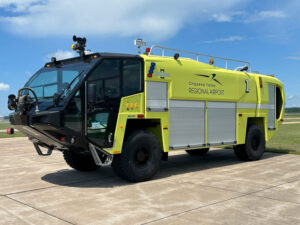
[8,36,285,182]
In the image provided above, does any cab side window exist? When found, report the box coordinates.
[88,59,121,102]
[122,60,142,96]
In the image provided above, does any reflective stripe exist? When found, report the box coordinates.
[258,104,275,110]
[237,103,275,110]
[237,103,256,109]
[169,100,205,108]
[207,102,236,109]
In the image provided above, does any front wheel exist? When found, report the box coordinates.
[234,124,265,161]
[112,130,162,182]
[63,148,100,171]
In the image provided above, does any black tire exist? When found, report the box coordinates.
[186,148,209,156]
[63,148,100,171]
[234,124,265,161]
[112,130,162,182]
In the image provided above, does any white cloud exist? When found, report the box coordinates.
[244,10,287,23]
[0,0,42,12]
[288,95,295,100]
[212,10,287,24]
[286,56,300,60]
[212,11,246,22]
[45,50,75,62]
[286,95,300,108]
[204,36,243,44]
[0,0,248,40]
[0,82,10,91]
[212,14,233,22]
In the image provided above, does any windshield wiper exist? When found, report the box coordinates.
[53,71,84,105]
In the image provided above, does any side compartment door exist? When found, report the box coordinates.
[207,102,236,145]
[268,84,276,130]
[146,81,168,112]
[169,100,205,149]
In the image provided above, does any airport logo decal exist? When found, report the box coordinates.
[195,73,223,86]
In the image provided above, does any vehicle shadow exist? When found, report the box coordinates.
[41,149,282,188]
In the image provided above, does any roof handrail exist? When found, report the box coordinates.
[148,45,252,72]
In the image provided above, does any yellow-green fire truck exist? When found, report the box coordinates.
[8,36,285,182]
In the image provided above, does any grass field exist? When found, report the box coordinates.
[266,123,300,154]
[265,113,300,155]
[0,132,25,138]
[0,122,25,138]
[0,122,10,130]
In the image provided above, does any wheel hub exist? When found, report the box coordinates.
[135,148,150,165]
[252,135,260,151]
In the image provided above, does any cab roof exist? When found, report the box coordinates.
[45,52,141,67]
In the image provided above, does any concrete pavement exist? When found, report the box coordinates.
[0,137,300,225]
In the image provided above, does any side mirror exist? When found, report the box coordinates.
[7,94,17,111]
[88,83,97,105]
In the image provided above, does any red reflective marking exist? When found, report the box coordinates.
[259,77,263,88]
[137,114,144,118]
[60,137,66,141]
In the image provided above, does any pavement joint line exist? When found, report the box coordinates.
[249,193,300,206]
[5,175,116,196]
[247,176,300,196]
[5,184,60,196]
[3,195,74,225]
[141,193,248,225]
[141,177,300,225]
[0,162,66,171]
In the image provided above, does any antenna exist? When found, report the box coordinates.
[134,38,146,54]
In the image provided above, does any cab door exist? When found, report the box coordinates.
[85,59,121,148]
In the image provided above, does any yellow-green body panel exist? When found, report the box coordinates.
[105,54,285,154]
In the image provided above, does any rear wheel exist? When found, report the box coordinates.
[63,148,100,171]
[234,124,265,161]
[112,130,162,182]
[186,148,209,156]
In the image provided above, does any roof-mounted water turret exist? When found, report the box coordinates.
[72,35,86,57]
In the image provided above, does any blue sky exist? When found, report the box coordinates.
[0,0,299,116]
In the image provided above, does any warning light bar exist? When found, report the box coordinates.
[147,62,156,78]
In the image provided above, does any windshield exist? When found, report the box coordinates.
[25,59,98,102]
